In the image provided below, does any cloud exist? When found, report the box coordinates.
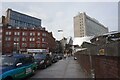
[1,2,118,40]
[1,0,119,2]
[56,11,64,18]
[25,6,48,20]
[26,11,48,20]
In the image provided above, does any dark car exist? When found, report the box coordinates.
[57,54,64,60]
[51,54,58,63]
[34,53,52,69]
[0,54,37,80]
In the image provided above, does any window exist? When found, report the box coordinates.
[5,32,11,35]
[37,44,40,47]
[42,38,45,42]
[30,38,32,41]
[4,43,11,47]
[23,27,27,29]
[24,57,34,64]
[38,33,40,36]
[38,37,40,40]
[8,26,11,29]
[13,43,19,48]
[33,38,35,41]
[29,38,35,41]
[33,32,35,36]
[5,37,11,41]
[22,37,27,41]
[29,43,35,47]
[22,32,27,36]
[42,33,46,36]
[30,32,35,36]
[22,43,27,47]
[16,27,20,29]
[14,37,20,41]
[32,27,35,29]
[30,33,32,36]
[14,32,20,36]
[42,44,46,48]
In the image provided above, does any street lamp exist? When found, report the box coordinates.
[58,29,65,54]
[58,29,64,39]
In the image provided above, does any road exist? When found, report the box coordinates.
[29,56,87,79]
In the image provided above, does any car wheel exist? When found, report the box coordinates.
[43,64,47,69]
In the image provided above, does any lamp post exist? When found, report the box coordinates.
[58,29,64,39]
[58,29,65,54]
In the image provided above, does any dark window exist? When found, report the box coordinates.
[18,56,34,64]
[42,44,46,48]
[37,44,40,47]
[29,43,35,47]
[4,43,11,47]
[2,57,16,66]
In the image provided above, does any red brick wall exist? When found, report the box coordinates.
[75,52,119,78]
[2,27,56,54]
[46,32,56,52]
[94,56,119,78]
[75,51,91,76]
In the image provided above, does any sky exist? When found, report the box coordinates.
[1,1,119,40]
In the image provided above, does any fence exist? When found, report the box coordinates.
[75,41,120,78]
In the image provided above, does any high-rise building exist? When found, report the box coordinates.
[4,9,41,28]
[74,12,108,37]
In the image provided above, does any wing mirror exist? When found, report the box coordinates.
[16,63,22,67]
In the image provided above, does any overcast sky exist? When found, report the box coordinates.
[2,2,118,40]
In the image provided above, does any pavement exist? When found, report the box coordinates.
[30,56,87,79]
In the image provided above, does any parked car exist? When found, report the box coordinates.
[0,54,37,80]
[57,54,64,60]
[33,53,52,69]
[51,54,58,63]
[74,57,77,60]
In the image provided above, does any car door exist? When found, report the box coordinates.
[24,57,33,76]
[14,58,27,79]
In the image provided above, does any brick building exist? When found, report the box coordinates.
[2,9,56,54]
[0,23,2,53]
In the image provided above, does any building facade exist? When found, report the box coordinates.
[74,12,108,37]
[4,9,41,28]
[2,26,56,54]
[0,23,2,53]
[2,9,56,54]
[60,37,67,53]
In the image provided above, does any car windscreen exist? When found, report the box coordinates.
[1,56,16,66]
[34,53,46,59]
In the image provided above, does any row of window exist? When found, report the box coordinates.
[10,11,41,26]
[80,24,83,26]
[5,37,46,42]
[5,32,46,36]
[5,42,46,48]
[7,26,43,30]
[10,19,37,27]
[80,32,84,37]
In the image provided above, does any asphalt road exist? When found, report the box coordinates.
[30,56,86,79]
